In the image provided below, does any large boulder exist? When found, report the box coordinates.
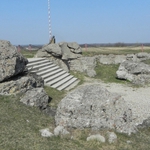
[67,42,82,54]
[116,60,150,85]
[20,88,49,110]
[43,43,62,57]
[61,43,82,60]
[69,57,97,77]
[0,74,44,95]
[55,84,135,134]
[0,40,28,82]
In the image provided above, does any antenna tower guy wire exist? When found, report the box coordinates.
[48,0,52,41]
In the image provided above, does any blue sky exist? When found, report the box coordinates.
[0,0,150,45]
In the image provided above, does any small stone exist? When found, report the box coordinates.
[39,128,54,138]
[87,134,105,143]
[107,131,117,144]
[54,126,70,136]
[126,140,132,144]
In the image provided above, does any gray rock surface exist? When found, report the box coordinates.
[39,128,54,138]
[35,42,82,72]
[20,88,49,110]
[0,74,44,95]
[43,43,62,57]
[35,49,52,58]
[87,134,105,142]
[99,54,126,65]
[0,40,28,82]
[69,57,97,77]
[126,54,140,62]
[54,126,70,136]
[61,43,82,60]
[137,117,150,129]
[55,84,135,134]
[136,52,150,61]
[116,60,150,85]
[126,53,150,62]
[107,132,117,144]
[67,42,82,54]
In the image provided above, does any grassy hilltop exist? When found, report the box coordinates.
[1,46,150,150]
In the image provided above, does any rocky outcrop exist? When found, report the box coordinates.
[126,53,150,62]
[55,84,135,134]
[67,42,82,54]
[99,54,126,65]
[0,40,55,116]
[0,74,44,95]
[61,42,82,60]
[97,53,150,65]
[69,57,97,77]
[20,88,49,110]
[35,42,82,73]
[0,40,28,82]
[116,60,150,85]
[35,42,96,77]
[43,43,62,57]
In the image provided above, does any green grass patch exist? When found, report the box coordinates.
[95,63,129,84]
[143,59,150,65]
[44,86,66,108]
[20,50,38,58]
[70,71,85,85]
[1,95,150,149]
[0,95,54,150]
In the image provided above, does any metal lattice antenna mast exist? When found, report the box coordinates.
[48,0,52,41]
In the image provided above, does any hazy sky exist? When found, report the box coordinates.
[0,0,150,45]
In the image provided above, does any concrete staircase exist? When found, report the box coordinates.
[27,58,79,91]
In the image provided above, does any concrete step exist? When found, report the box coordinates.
[46,73,70,86]
[27,59,49,67]
[27,58,45,63]
[65,80,80,91]
[57,78,78,91]
[27,62,52,71]
[44,71,66,83]
[37,66,60,76]
[51,76,74,89]
[41,68,63,79]
[27,58,79,91]
[36,64,56,73]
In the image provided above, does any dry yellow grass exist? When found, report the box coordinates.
[82,46,150,56]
